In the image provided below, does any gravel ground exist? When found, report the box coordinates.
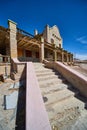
[0,78,25,130]
[0,63,87,130]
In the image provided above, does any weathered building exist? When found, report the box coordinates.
[0,19,73,63]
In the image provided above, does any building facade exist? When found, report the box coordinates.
[0,20,73,64]
[43,25,62,48]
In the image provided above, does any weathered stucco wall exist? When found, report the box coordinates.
[43,25,62,48]
[44,60,87,98]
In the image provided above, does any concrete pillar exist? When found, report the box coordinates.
[62,51,64,62]
[68,55,70,62]
[57,52,58,61]
[71,54,73,62]
[67,53,69,63]
[40,37,44,62]
[70,54,73,63]
[8,19,17,59]
[54,50,57,61]
[46,24,50,43]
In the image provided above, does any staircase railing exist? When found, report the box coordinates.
[18,56,39,62]
[43,60,87,98]
[17,27,34,38]
[26,62,51,130]
[0,55,10,63]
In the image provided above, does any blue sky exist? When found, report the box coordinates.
[0,0,87,59]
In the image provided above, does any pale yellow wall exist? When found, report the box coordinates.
[43,25,62,48]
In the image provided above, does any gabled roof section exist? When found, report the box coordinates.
[50,25,61,38]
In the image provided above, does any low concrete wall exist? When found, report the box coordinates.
[11,58,26,73]
[10,58,26,80]
[0,64,11,75]
[44,60,87,98]
[11,59,51,129]
[26,62,51,130]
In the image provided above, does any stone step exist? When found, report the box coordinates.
[44,88,75,106]
[34,65,45,68]
[40,83,69,95]
[36,71,58,77]
[46,96,85,127]
[33,63,44,66]
[33,62,86,129]
[38,78,63,86]
[33,64,45,68]
[37,74,61,81]
[35,68,54,72]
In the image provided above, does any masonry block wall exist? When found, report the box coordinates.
[8,20,17,58]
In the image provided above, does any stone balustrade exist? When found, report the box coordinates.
[44,60,87,98]
[0,55,10,63]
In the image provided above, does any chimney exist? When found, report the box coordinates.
[34,29,38,36]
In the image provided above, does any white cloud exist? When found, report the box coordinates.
[75,54,87,60]
[76,36,87,44]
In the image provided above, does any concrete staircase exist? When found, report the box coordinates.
[33,63,86,130]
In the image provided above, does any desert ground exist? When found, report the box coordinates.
[70,62,87,77]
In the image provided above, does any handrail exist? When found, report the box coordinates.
[44,60,87,98]
[0,55,10,63]
[26,62,51,130]
[17,27,34,38]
